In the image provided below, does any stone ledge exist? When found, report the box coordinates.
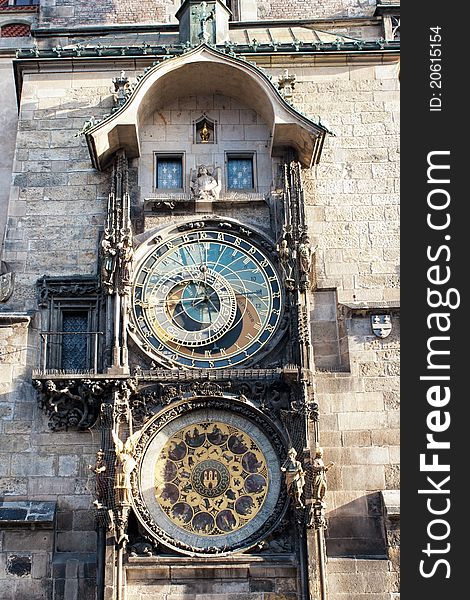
[0,500,56,528]
[381,490,400,521]
[339,301,400,317]
[0,312,32,327]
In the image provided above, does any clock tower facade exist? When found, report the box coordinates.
[0,2,400,599]
[83,44,329,598]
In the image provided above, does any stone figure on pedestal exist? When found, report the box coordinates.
[190,165,221,201]
[281,447,306,508]
[90,449,108,509]
[312,446,334,504]
[111,429,141,506]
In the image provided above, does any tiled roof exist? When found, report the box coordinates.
[1,22,31,37]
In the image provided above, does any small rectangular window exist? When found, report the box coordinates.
[155,155,183,190]
[62,311,89,371]
[227,155,254,190]
[10,0,38,6]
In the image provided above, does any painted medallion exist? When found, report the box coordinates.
[154,422,268,536]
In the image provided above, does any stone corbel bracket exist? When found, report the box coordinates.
[32,376,118,432]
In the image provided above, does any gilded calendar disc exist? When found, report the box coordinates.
[137,408,284,553]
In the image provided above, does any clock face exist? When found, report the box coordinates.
[136,407,284,554]
[131,227,283,368]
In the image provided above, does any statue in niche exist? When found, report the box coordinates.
[276,238,294,290]
[200,121,211,143]
[100,230,117,291]
[190,165,221,201]
[298,235,313,275]
[116,233,134,291]
[281,447,306,508]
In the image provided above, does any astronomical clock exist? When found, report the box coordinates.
[29,40,328,600]
[125,219,292,556]
[129,223,284,369]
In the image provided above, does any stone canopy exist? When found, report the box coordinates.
[85,44,328,170]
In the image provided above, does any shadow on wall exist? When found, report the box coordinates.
[326,492,387,557]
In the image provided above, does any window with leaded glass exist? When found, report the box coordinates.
[61,311,89,371]
[36,276,103,373]
[226,155,254,190]
[155,155,183,190]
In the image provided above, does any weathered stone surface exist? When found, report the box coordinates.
[0,12,399,599]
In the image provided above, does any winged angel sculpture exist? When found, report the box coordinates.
[111,428,142,506]
[190,164,222,201]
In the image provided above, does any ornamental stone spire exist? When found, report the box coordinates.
[176,0,231,45]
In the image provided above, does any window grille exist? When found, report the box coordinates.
[61,312,88,371]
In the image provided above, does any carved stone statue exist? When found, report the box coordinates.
[277,238,294,289]
[117,235,134,290]
[112,429,142,506]
[101,231,117,291]
[192,1,214,43]
[190,165,221,201]
[298,235,313,275]
[312,446,334,504]
[90,449,108,509]
[281,447,305,508]
[112,71,130,107]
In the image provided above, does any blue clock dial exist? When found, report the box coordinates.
[132,228,284,369]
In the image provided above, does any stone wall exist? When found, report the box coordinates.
[318,313,400,553]
[38,0,171,27]
[269,58,400,305]
[0,50,399,599]
[0,58,19,250]
[327,557,399,600]
[139,94,273,198]
[37,0,380,28]
[0,315,99,599]
[258,0,377,21]
[315,311,400,597]
[124,560,298,600]
[3,70,112,311]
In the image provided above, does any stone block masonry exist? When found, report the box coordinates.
[39,0,167,27]
[299,60,400,305]
[259,0,377,20]
[3,72,111,312]
[0,25,399,600]
[37,0,379,27]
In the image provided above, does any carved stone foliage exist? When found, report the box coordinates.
[32,370,313,433]
[33,378,110,431]
[112,71,130,107]
[37,276,100,308]
[33,377,138,431]
[277,69,296,99]
[126,375,293,427]
[249,515,294,553]
[33,378,113,431]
